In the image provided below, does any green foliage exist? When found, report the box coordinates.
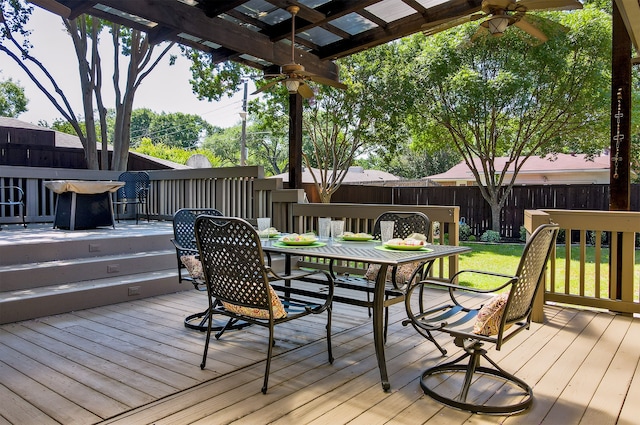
[0,77,27,117]
[459,222,472,241]
[519,226,527,242]
[480,230,501,243]
[399,6,612,230]
[133,138,223,167]
[144,111,214,149]
[182,47,249,102]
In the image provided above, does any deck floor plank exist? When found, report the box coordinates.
[0,286,637,425]
[543,313,631,425]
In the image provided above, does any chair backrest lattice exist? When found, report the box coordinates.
[117,171,150,201]
[172,208,222,256]
[195,216,271,311]
[372,211,431,241]
[504,224,559,325]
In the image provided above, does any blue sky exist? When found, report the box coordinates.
[0,6,253,129]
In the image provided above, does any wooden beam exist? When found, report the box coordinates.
[318,0,483,59]
[94,0,339,80]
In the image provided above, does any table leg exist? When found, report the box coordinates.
[373,263,391,391]
[70,192,77,231]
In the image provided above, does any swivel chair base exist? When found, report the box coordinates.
[420,344,533,415]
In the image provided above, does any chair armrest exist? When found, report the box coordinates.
[417,272,518,307]
[170,239,198,255]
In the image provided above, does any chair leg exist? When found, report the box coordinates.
[200,300,215,370]
[326,305,334,364]
[262,325,275,394]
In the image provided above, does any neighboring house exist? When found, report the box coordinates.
[271,166,400,185]
[0,117,187,170]
[425,153,614,186]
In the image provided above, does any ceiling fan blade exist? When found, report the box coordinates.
[422,13,485,36]
[514,17,548,43]
[298,82,314,99]
[297,70,347,90]
[470,25,490,42]
[251,78,283,95]
[517,0,582,12]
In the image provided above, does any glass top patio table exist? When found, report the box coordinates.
[262,239,471,391]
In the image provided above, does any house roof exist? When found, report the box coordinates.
[0,116,83,149]
[426,153,612,181]
[0,117,190,169]
[272,166,398,184]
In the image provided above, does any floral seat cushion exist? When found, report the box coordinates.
[364,261,424,285]
[180,255,204,280]
[222,284,287,319]
[473,292,513,336]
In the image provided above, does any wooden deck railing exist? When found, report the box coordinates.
[526,209,640,321]
[3,165,638,317]
[0,165,300,225]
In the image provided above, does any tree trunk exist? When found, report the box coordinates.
[490,202,501,234]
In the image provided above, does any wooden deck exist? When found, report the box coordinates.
[1,287,639,425]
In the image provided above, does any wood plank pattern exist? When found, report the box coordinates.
[0,288,638,425]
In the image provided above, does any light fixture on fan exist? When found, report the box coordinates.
[285,79,301,93]
[481,12,516,36]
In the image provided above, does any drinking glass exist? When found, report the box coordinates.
[330,220,345,246]
[318,217,331,241]
[257,217,271,245]
[380,221,395,244]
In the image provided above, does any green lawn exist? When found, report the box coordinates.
[455,242,640,299]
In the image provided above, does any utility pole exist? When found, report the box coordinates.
[240,80,248,166]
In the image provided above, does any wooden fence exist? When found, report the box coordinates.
[322,183,640,239]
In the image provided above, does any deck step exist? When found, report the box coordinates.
[0,250,176,292]
[0,269,185,324]
[0,221,184,325]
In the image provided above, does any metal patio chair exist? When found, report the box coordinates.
[195,215,334,394]
[0,186,27,230]
[403,223,559,414]
[171,208,229,331]
[113,171,150,223]
[334,211,432,338]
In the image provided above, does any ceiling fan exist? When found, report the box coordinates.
[423,0,582,43]
[252,5,347,98]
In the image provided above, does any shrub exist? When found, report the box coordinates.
[519,226,527,242]
[459,222,472,241]
[480,230,501,243]
[469,235,477,242]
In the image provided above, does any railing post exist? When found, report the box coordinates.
[525,209,552,323]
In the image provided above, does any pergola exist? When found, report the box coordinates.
[28,0,636,205]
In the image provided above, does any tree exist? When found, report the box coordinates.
[0,77,27,116]
[1,2,243,171]
[246,91,292,175]
[405,6,612,231]
[0,1,176,169]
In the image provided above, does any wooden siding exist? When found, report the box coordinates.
[1,289,639,425]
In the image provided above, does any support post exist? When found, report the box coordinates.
[288,92,303,190]
[610,3,632,300]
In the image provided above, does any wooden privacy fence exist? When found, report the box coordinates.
[325,183,640,239]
